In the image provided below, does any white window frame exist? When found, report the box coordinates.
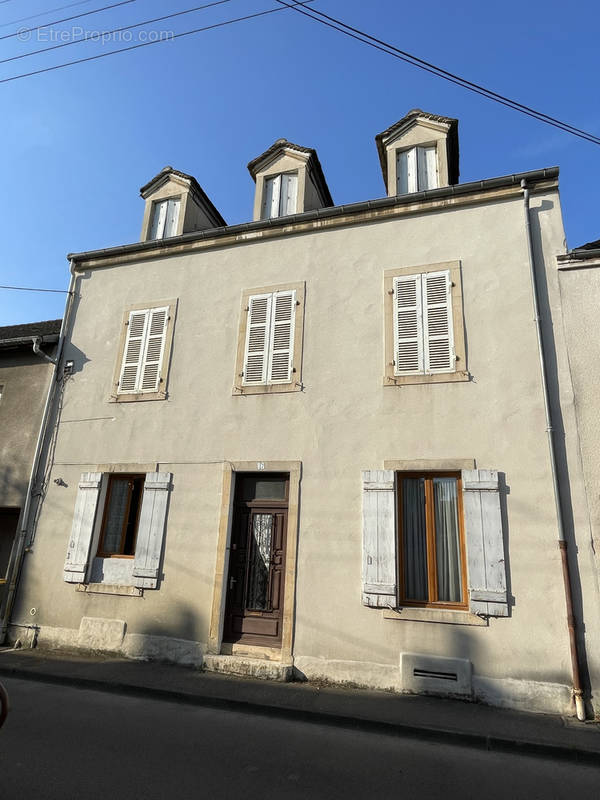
[396,146,438,194]
[150,197,181,239]
[261,173,298,219]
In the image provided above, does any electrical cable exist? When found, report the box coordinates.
[0,285,71,293]
[0,0,313,85]
[273,0,600,146]
[0,0,236,65]
[0,1,93,30]
[0,0,135,42]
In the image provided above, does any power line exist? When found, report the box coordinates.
[0,285,70,294]
[0,1,93,30]
[0,0,313,85]
[274,0,600,147]
[0,0,136,42]
[0,0,236,65]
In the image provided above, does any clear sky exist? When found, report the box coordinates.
[1,0,598,325]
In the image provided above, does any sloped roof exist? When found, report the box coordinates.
[0,319,62,349]
[375,109,460,186]
[573,238,600,251]
[247,139,333,207]
[139,166,226,227]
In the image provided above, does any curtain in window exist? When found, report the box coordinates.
[103,480,129,553]
[246,514,273,610]
[402,478,428,601]
[433,478,462,602]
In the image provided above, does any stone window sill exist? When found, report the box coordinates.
[383,606,487,626]
[76,583,143,597]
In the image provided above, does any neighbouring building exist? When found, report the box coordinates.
[0,320,62,615]
[6,109,599,717]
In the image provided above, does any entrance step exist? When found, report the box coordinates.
[203,654,293,682]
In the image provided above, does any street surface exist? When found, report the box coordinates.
[0,677,598,799]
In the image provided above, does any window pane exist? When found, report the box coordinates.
[123,478,143,555]
[402,478,428,601]
[239,477,286,501]
[246,514,273,610]
[102,479,129,553]
[433,478,462,602]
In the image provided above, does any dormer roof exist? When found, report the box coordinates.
[247,139,333,207]
[140,166,226,228]
[375,109,459,187]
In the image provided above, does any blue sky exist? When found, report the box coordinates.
[1,0,598,325]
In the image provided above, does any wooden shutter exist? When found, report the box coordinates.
[164,199,180,237]
[281,173,298,215]
[394,275,424,374]
[64,472,102,583]
[362,470,397,607]
[417,146,438,190]
[462,469,508,616]
[139,306,169,392]
[397,148,418,194]
[132,472,171,589]
[118,310,149,393]
[262,175,282,219]
[243,294,272,384]
[150,200,167,239]
[423,270,455,373]
[267,290,296,383]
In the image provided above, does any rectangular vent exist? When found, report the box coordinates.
[413,668,458,682]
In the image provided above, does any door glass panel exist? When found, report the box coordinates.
[239,476,286,501]
[402,478,428,601]
[433,477,462,602]
[103,479,130,553]
[246,514,273,610]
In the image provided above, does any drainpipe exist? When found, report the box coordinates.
[32,337,57,365]
[0,264,76,645]
[521,179,585,721]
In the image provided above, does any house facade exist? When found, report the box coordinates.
[0,320,61,619]
[7,110,599,717]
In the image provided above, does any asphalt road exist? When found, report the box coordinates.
[0,677,598,799]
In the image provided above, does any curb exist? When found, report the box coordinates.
[1,664,599,765]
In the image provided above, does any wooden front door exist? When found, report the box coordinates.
[223,474,288,647]
[0,508,20,608]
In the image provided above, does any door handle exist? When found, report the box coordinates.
[229,577,237,590]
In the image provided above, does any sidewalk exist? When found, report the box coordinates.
[1,646,599,764]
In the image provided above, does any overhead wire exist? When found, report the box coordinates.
[0,0,236,65]
[0,0,136,42]
[0,0,313,85]
[0,285,71,293]
[0,1,93,30]
[273,0,600,146]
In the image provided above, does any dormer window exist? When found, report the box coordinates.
[262,173,298,219]
[397,146,438,194]
[150,197,181,240]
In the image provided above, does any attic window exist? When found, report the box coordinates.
[150,198,181,239]
[397,146,438,195]
[261,173,298,219]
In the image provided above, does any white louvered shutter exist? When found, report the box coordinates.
[262,175,282,219]
[423,270,455,373]
[417,146,438,190]
[394,275,423,374]
[150,200,167,239]
[139,306,169,392]
[64,472,102,583]
[281,173,298,215]
[362,470,397,607]
[118,310,149,393]
[462,469,508,617]
[243,294,272,384]
[397,148,418,194]
[267,290,296,383]
[133,472,171,589]
[164,199,180,237]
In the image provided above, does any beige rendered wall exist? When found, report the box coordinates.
[11,189,598,713]
[0,351,54,508]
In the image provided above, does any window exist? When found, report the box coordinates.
[396,146,438,194]
[97,474,144,557]
[261,173,298,219]
[64,471,172,589]
[112,299,177,401]
[398,472,467,608]
[150,198,180,239]
[234,282,305,395]
[384,262,467,386]
[361,468,509,617]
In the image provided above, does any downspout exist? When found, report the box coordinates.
[521,179,586,721]
[32,337,57,365]
[0,264,77,645]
